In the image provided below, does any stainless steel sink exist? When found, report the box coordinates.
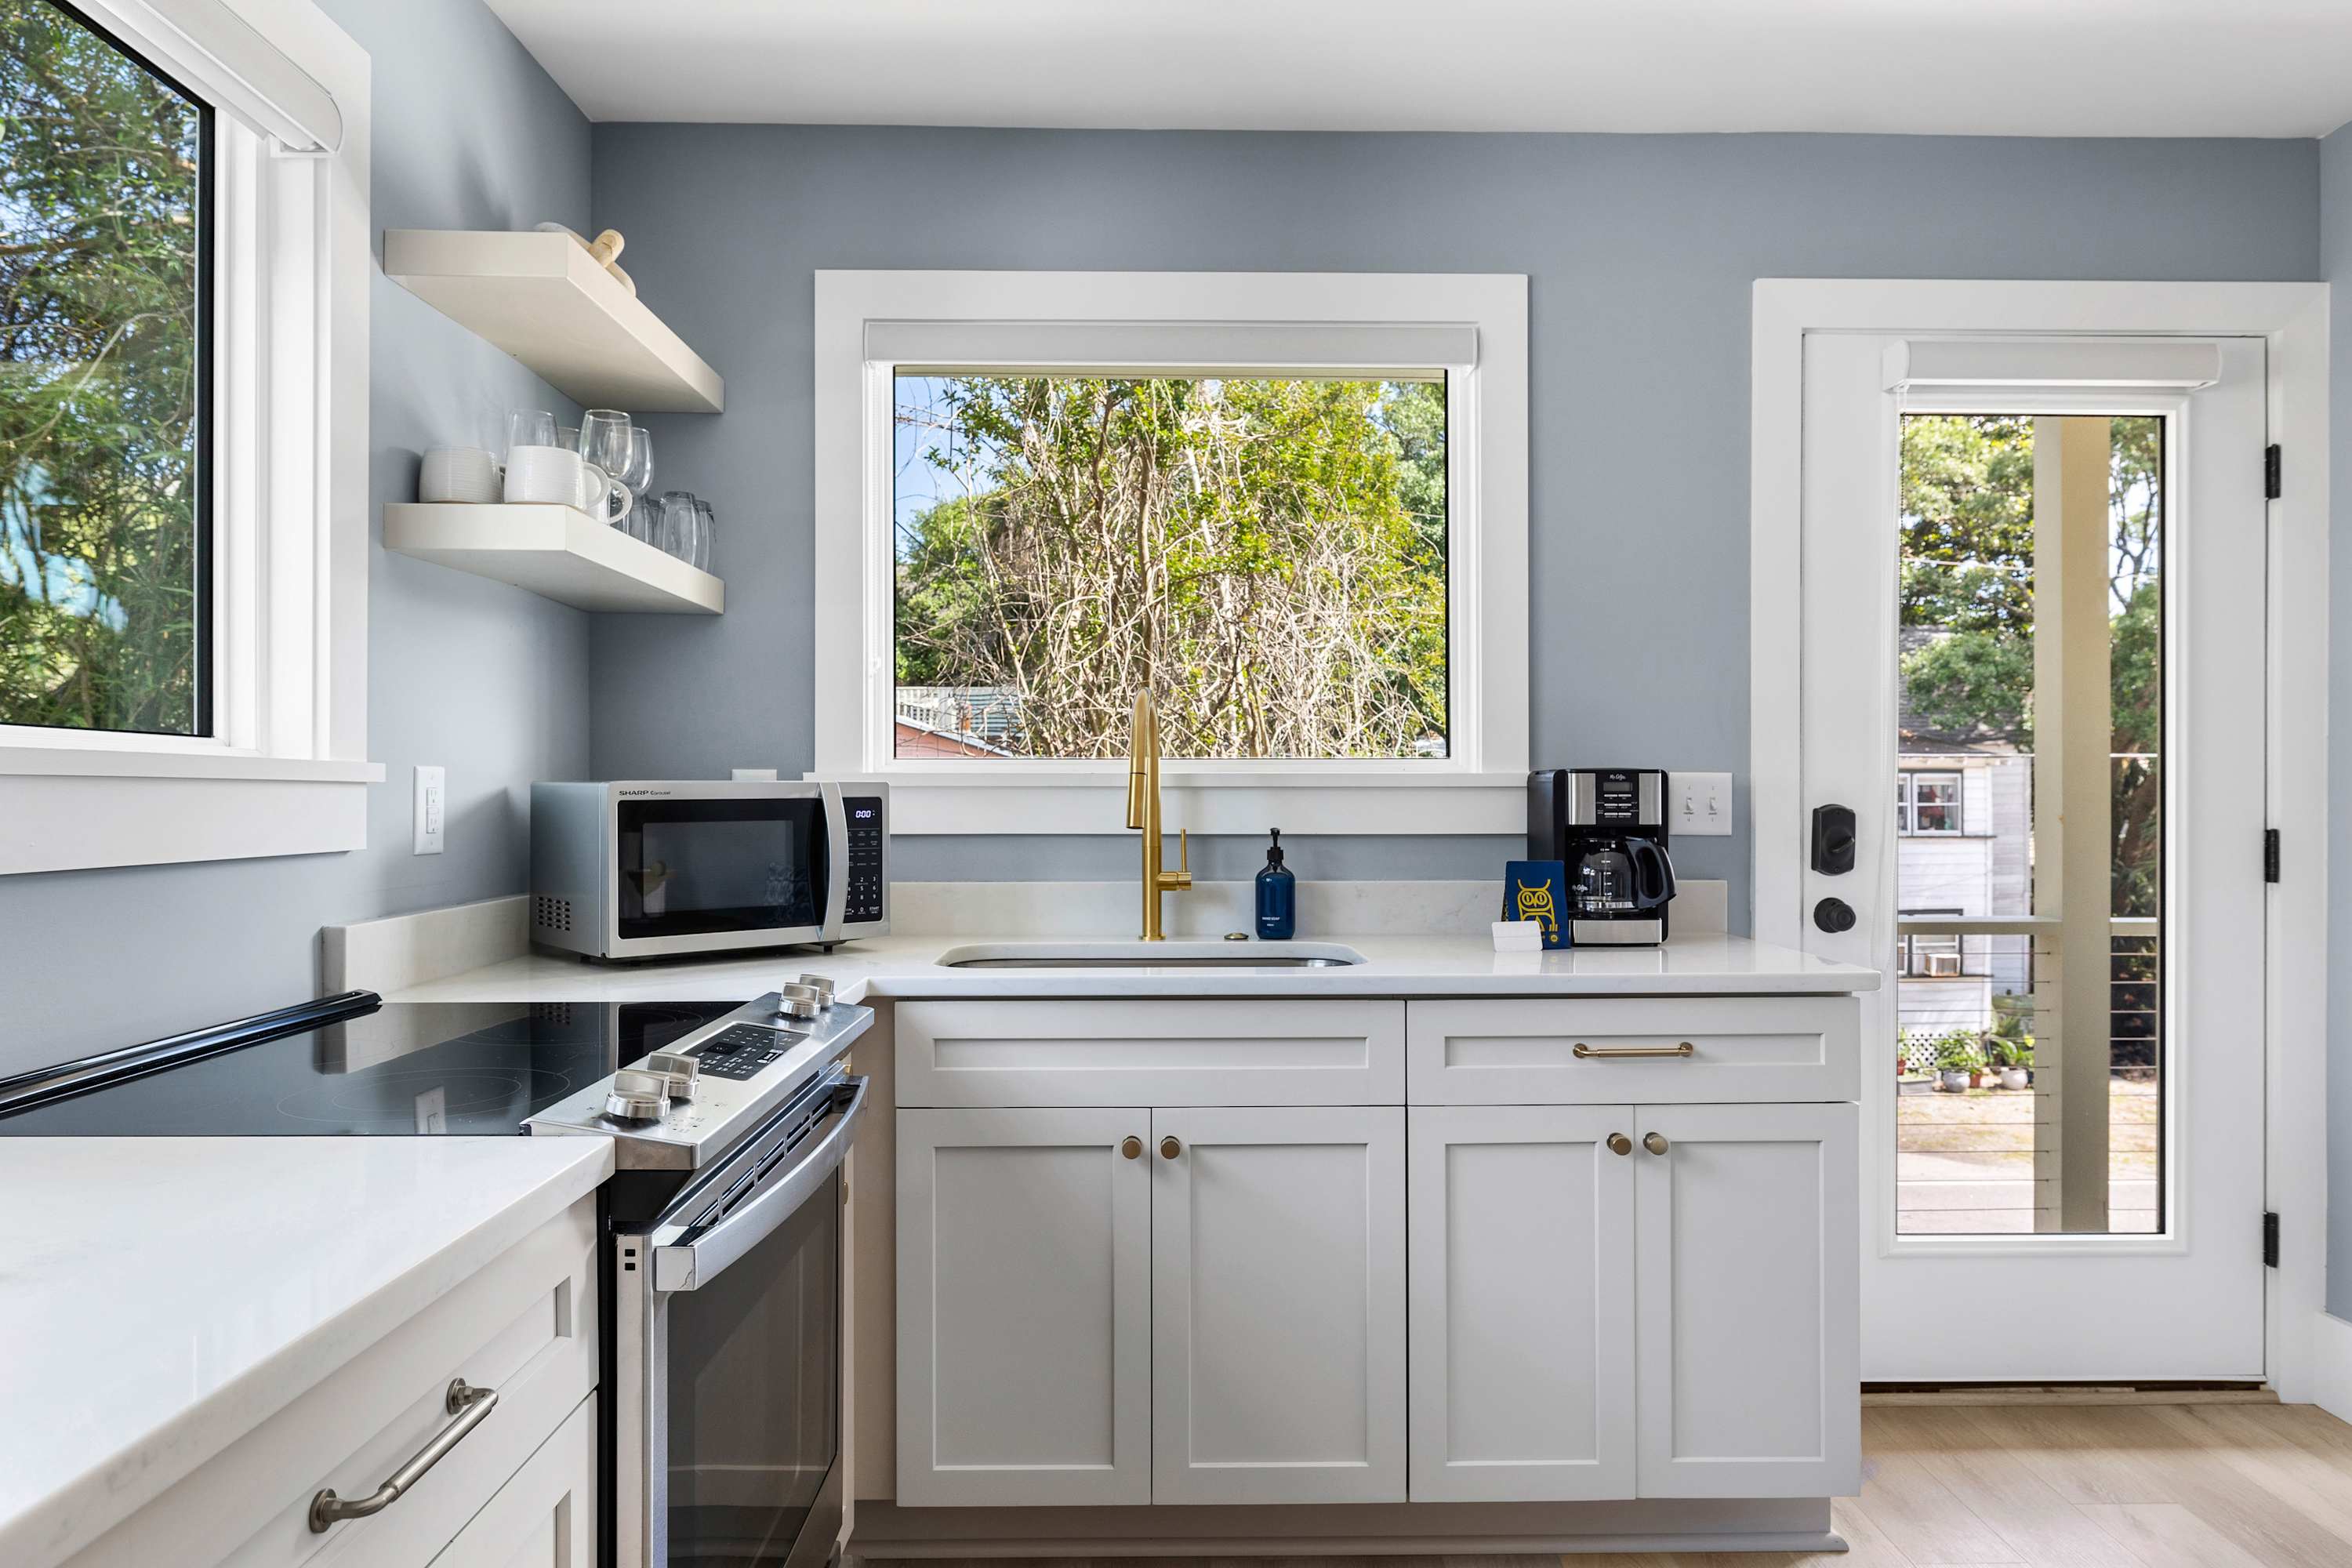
[936,941,1364,970]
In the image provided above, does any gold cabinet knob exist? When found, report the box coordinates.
[1160,1135,1182,1160]
[1120,1135,1143,1160]
[1606,1132,1632,1156]
[1643,1131,1670,1156]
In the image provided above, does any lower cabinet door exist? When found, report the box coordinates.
[895,1108,1152,1505]
[1406,1105,1636,1501]
[1632,1102,1860,1498]
[426,1392,593,1568]
[1150,1105,1406,1504]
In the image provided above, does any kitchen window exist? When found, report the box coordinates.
[0,0,376,874]
[1897,770,1962,835]
[817,271,1528,835]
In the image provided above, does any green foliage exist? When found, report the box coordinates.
[0,1,204,734]
[893,375,1447,759]
[1930,1029,1987,1074]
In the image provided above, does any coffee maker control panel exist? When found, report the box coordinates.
[1569,768,1665,831]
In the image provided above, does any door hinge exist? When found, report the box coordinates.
[2263,1211,2280,1268]
[2264,444,2282,499]
[2263,827,2281,884]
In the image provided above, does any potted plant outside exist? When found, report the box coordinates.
[1988,1036,2034,1091]
[1932,1029,1982,1093]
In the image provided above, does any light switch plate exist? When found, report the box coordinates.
[413,764,445,855]
[1672,771,1733,836]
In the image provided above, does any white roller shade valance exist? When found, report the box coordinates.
[78,0,344,154]
[1883,337,2223,393]
[869,318,1476,377]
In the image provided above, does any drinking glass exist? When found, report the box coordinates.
[621,426,654,499]
[579,409,634,522]
[627,491,661,544]
[660,491,698,561]
[691,499,715,572]
[506,408,557,459]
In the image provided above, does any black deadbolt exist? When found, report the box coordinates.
[1811,804,1856,876]
[1813,897,1857,934]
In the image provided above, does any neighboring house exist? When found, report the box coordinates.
[894,715,1019,758]
[1896,627,2034,1040]
[896,686,1025,750]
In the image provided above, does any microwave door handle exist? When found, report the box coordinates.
[650,1076,868,1294]
[819,782,848,942]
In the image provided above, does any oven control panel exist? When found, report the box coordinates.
[691,1022,805,1081]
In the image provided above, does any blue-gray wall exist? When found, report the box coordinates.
[2323,126,2352,1321]
[586,126,2318,909]
[0,0,593,1074]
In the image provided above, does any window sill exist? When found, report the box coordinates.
[1,750,383,875]
[858,768,1528,836]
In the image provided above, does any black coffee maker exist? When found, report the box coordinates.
[1528,768,1677,946]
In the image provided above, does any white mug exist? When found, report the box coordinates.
[504,445,583,506]
[420,446,500,504]
[576,460,611,518]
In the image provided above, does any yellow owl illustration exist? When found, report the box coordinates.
[1512,877,1557,939]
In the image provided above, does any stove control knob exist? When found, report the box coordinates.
[646,1051,701,1104]
[775,985,822,1022]
[604,1069,670,1123]
[795,973,836,1007]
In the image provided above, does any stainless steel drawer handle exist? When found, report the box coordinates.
[309,1378,499,1533]
[1573,1041,1696,1059]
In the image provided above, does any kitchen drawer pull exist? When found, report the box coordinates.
[1573,1041,1696,1059]
[309,1378,499,1532]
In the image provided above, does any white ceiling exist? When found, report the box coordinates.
[486,0,2352,139]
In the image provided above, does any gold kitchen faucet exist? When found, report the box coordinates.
[1126,689,1192,940]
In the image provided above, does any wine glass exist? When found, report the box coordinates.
[506,408,557,459]
[579,409,633,524]
[621,426,654,503]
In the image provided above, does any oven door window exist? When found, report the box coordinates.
[618,798,828,938]
[664,1167,840,1566]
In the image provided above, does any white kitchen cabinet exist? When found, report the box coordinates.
[1633,1101,1860,1498]
[426,1393,595,1568]
[1150,1105,1406,1504]
[1406,996,1858,1106]
[1406,1105,1636,1502]
[895,1108,1151,1506]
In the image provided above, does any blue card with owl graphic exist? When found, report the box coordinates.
[1502,859,1570,949]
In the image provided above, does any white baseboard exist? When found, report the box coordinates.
[2311,1311,2352,1421]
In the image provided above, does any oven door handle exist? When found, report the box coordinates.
[651,1075,867,1293]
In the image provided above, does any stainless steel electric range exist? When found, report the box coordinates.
[0,985,873,1568]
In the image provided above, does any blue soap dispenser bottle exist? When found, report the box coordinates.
[1255,829,1296,940]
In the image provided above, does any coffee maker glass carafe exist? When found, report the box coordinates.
[1568,834,1675,919]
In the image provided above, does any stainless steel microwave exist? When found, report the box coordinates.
[530,780,887,960]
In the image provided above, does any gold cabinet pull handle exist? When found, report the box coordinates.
[1606,1132,1633,1156]
[310,1379,497,1532]
[1643,1131,1671,1156]
[1573,1041,1695,1059]
[1120,1135,1143,1160]
[1160,1135,1181,1160]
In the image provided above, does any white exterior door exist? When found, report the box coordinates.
[895,1108,1151,1504]
[1632,1102,1860,1497]
[1150,1105,1406,1504]
[1406,1105,1636,1501]
[1790,328,2268,1381]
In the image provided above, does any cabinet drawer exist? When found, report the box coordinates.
[1406,996,1859,1105]
[897,999,1404,1106]
[67,1197,598,1568]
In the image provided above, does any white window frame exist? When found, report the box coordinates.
[0,0,377,875]
[812,270,1528,837]
[1898,770,1963,836]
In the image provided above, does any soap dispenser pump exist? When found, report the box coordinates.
[1255,829,1296,940]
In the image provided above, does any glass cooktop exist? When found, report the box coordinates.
[0,1000,739,1137]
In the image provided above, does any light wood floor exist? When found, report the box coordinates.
[874,1402,2352,1568]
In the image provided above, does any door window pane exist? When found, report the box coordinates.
[0,1,210,735]
[1894,412,2162,1236]
[892,373,1448,760]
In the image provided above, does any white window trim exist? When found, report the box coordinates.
[0,0,377,876]
[812,270,1528,837]
[1899,770,1964,836]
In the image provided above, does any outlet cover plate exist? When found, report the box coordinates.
[1672,771,1733,837]
[413,764,445,855]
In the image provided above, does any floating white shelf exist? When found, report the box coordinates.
[384,504,723,614]
[383,230,724,413]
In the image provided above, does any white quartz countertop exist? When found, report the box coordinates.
[387,931,1878,1004]
[1,1135,613,1568]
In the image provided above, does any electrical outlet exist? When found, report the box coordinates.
[1672,771,1733,837]
[413,764,445,855]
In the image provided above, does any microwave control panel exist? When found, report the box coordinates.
[844,796,885,924]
